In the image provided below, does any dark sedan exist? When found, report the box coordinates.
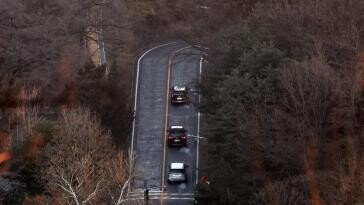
[167,126,187,146]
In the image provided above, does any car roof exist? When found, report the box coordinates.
[173,86,186,91]
[170,163,184,169]
[170,125,184,129]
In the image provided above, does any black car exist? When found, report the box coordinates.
[167,126,187,146]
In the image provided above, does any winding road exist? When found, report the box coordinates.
[127,42,203,205]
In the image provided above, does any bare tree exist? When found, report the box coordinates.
[279,56,339,141]
[41,107,131,205]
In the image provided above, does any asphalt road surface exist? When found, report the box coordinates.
[129,42,202,205]
[165,48,200,194]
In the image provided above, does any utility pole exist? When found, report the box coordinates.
[97,0,109,77]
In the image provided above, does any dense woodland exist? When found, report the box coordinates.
[200,0,364,204]
[0,0,364,204]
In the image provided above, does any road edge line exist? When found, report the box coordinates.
[196,57,203,185]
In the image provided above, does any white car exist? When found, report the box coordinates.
[170,85,188,104]
[168,163,187,183]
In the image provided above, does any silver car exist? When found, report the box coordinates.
[168,163,187,183]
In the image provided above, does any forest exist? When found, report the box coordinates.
[0,0,364,204]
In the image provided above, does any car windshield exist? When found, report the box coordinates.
[170,169,184,173]
[172,91,185,95]
[169,128,186,137]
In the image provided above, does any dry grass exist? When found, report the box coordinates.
[9,87,43,147]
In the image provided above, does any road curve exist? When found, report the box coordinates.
[129,42,202,205]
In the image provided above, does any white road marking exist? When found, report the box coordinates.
[128,192,194,196]
[127,192,196,202]
[179,147,191,155]
[126,197,195,201]
[196,57,203,185]
[129,42,178,192]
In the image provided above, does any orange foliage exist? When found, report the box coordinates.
[60,55,71,79]
[58,55,78,112]
[356,52,364,92]
[0,151,11,175]
[57,82,78,113]
[26,133,45,158]
[23,194,46,205]
[0,131,11,174]
[304,140,323,205]
[0,151,11,164]
[0,130,11,150]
